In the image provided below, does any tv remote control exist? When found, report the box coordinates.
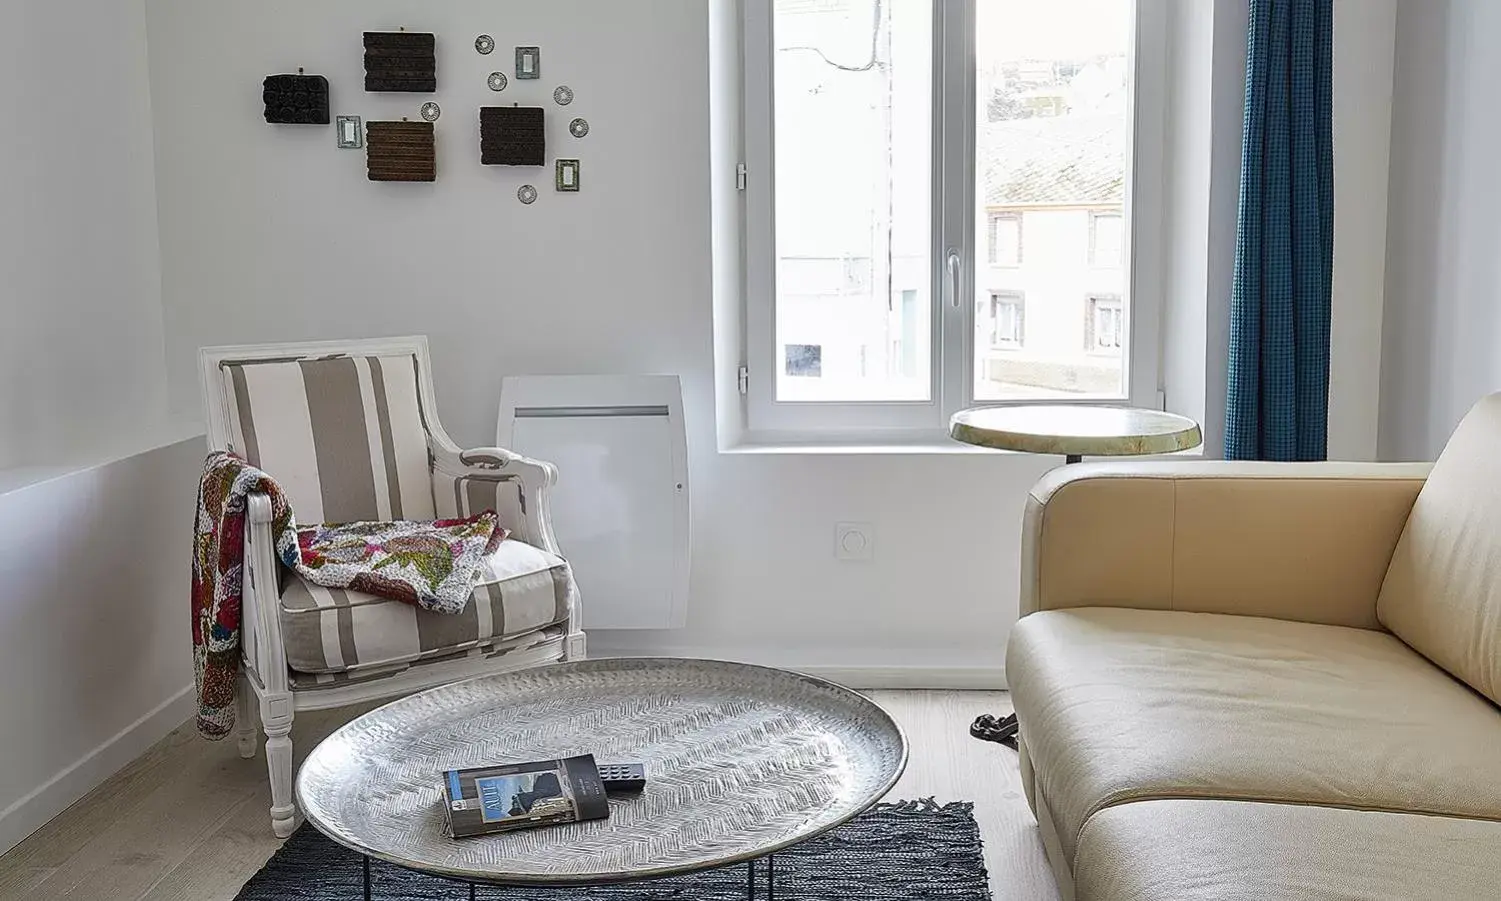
[597,762,646,793]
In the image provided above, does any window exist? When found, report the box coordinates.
[1089,210,1124,267]
[745,0,1159,434]
[1086,295,1123,352]
[987,292,1025,347]
[785,343,823,376]
[987,213,1022,267]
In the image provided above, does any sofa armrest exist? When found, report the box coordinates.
[1021,460,1432,629]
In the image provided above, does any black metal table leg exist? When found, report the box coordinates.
[363,854,371,901]
[767,852,776,900]
[747,857,757,900]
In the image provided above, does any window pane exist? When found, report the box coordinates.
[972,0,1131,401]
[773,0,932,402]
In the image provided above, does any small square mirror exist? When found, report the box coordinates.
[516,46,540,80]
[555,159,580,192]
[336,115,363,149]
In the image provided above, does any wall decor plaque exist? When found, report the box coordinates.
[364,31,437,92]
[515,46,540,80]
[336,115,364,148]
[262,74,330,124]
[480,106,545,166]
[366,120,436,181]
[475,34,495,55]
[553,85,574,106]
[555,158,580,192]
[488,71,508,92]
[420,101,441,122]
[568,117,589,138]
[517,184,538,204]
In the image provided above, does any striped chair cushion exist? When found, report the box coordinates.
[278,539,574,674]
[221,353,435,523]
[289,625,566,692]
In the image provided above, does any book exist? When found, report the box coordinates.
[442,754,609,838]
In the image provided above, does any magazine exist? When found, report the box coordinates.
[442,754,609,838]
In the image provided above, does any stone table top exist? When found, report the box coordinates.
[949,404,1203,458]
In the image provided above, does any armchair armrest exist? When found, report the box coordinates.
[241,492,287,689]
[1021,460,1432,629]
[428,439,562,555]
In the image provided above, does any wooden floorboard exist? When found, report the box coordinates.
[0,690,1057,901]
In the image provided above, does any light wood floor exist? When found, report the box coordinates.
[0,690,1058,900]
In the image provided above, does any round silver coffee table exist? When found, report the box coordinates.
[296,657,908,898]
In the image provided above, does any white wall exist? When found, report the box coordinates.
[143,0,1400,684]
[0,0,207,856]
[0,435,203,855]
[1330,0,1397,462]
[2,0,169,468]
[1380,0,1501,460]
[145,0,1047,681]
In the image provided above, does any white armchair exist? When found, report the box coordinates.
[200,336,585,837]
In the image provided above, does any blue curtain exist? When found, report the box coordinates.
[1225,0,1334,461]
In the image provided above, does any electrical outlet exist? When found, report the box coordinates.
[835,522,874,561]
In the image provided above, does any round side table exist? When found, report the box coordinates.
[949,404,1202,465]
[949,404,1202,747]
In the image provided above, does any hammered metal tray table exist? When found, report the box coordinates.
[295,657,908,897]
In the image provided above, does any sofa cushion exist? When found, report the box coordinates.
[279,539,573,673]
[1074,799,1501,901]
[1007,607,1501,866]
[1378,391,1501,705]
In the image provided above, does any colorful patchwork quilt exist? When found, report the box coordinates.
[192,450,507,739]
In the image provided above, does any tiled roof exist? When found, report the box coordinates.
[981,113,1126,207]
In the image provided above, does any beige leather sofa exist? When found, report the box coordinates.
[1007,394,1501,901]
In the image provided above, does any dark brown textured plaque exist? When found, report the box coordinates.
[479,107,545,167]
[366,121,436,182]
[262,74,330,124]
[364,32,437,93]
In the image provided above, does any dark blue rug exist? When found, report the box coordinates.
[236,799,990,900]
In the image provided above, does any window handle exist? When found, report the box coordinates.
[946,248,962,309]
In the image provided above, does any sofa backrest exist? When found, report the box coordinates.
[1378,392,1501,706]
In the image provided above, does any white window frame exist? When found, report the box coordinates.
[743,0,1166,439]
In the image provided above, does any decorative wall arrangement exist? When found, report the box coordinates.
[365,121,436,181]
[262,29,589,198]
[263,74,330,124]
[364,32,436,92]
[480,107,546,166]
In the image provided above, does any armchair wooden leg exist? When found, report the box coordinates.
[261,693,298,838]
[236,673,258,759]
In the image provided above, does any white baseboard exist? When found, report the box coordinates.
[0,684,195,856]
[587,644,1007,690]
